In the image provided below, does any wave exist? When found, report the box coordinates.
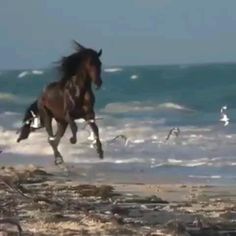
[32,70,44,75]
[0,92,18,102]
[102,101,194,114]
[104,67,123,73]
[157,103,195,112]
[18,71,29,78]
[130,74,139,80]
[0,92,32,105]
[189,175,221,179]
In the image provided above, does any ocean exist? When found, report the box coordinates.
[1,63,236,184]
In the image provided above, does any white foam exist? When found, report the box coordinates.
[32,70,44,75]
[130,74,138,80]
[104,68,123,73]
[18,71,29,78]
[189,175,222,179]
[132,139,145,144]
[102,101,194,114]
[157,102,194,112]
[168,158,183,164]
[114,158,145,164]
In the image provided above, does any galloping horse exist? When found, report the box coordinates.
[17,41,104,165]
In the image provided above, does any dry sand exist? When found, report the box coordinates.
[0,164,236,235]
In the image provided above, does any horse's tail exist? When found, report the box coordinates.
[17,100,42,143]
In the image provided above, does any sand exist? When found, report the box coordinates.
[0,164,236,235]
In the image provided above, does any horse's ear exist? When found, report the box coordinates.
[73,40,85,51]
[97,49,102,57]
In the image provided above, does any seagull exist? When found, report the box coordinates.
[220,105,229,126]
[109,135,129,146]
[165,128,180,141]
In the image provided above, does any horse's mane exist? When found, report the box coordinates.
[57,41,85,86]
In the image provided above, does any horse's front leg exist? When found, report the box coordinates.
[86,118,103,159]
[51,121,68,165]
[65,112,78,144]
[64,91,78,144]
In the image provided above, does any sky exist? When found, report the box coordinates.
[1,0,236,69]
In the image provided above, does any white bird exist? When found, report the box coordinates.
[220,105,229,126]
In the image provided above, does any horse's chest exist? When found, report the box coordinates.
[71,91,94,117]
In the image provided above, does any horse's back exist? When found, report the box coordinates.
[39,82,65,119]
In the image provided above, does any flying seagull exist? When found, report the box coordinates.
[220,105,229,126]
[165,128,180,141]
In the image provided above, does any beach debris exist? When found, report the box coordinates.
[165,128,180,141]
[111,206,130,216]
[119,195,168,204]
[220,105,230,126]
[165,220,190,236]
[68,184,116,199]
[0,218,22,236]
[193,217,204,228]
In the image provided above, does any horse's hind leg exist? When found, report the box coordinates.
[40,107,54,140]
[87,119,103,159]
[40,107,66,165]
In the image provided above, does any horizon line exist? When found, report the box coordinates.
[1,60,236,71]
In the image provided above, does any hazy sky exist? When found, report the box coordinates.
[1,0,236,69]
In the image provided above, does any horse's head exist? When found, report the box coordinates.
[81,48,103,89]
[59,41,103,89]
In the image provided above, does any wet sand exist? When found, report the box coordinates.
[0,164,236,235]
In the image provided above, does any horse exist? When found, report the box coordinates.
[17,41,104,165]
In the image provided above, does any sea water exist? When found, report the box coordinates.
[1,63,236,184]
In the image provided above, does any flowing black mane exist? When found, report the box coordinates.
[58,41,85,86]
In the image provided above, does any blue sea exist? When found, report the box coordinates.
[1,63,236,184]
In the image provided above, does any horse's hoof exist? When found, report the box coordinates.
[98,150,104,159]
[70,137,77,144]
[55,157,64,165]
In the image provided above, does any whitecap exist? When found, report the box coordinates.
[0,92,17,102]
[104,68,123,73]
[189,175,221,179]
[32,70,44,75]
[184,162,207,167]
[157,102,194,112]
[102,101,194,114]
[114,158,145,164]
[18,71,29,78]
[130,74,138,80]
[132,139,145,144]
[168,159,183,164]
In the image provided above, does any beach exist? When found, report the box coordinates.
[1,163,236,235]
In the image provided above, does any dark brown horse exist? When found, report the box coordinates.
[17,42,104,165]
